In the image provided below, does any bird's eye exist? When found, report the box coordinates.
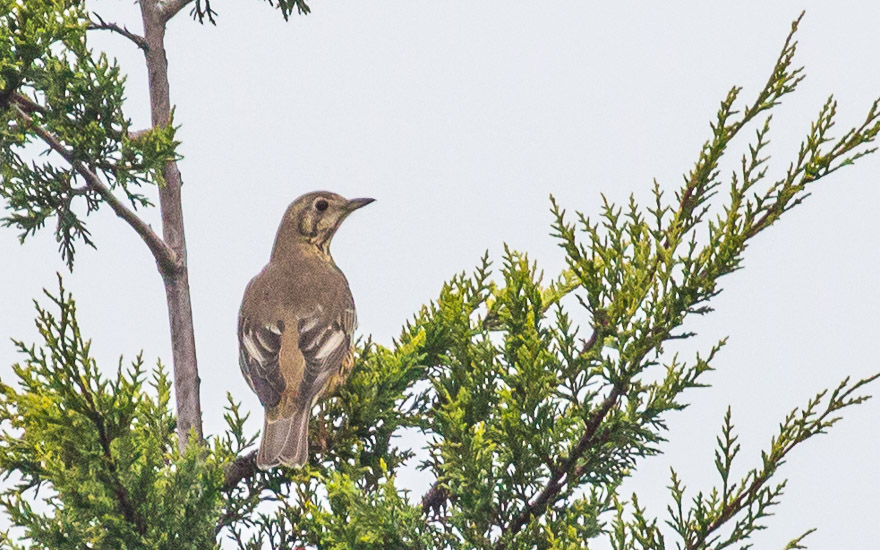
[315,199,329,212]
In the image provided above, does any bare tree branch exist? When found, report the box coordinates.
[9,93,47,115]
[88,13,149,51]
[11,102,180,274]
[159,0,195,23]
[421,483,449,516]
[223,451,258,491]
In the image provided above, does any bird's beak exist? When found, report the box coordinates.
[345,197,376,212]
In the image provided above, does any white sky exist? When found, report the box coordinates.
[1,1,878,547]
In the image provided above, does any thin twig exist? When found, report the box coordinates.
[88,14,149,51]
[11,103,179,274]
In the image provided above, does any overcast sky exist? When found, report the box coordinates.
[1,1,878,547]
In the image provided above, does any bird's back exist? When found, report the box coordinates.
[238,250,357,469]
[242,252,352,325]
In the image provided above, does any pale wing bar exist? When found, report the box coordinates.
[297,304,356,405]
[238,316,287,408]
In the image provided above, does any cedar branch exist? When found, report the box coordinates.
[61,335,147,535]
[685,374,880,550]
[11,102,179,274]
[495,390,621,549]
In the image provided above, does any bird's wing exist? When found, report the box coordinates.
[296,298,357,406]
[238,315,287,409]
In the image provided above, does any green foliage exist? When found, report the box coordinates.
[209,19,880,550]
[216,337,432,549]
[0,0,179,268]
[0,278,224,549]
[1,9,878,550]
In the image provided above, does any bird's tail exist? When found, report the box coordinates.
[257,408,310,470]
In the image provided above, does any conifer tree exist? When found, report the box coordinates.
[1,3,878,549]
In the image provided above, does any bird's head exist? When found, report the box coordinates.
[274,191,375,258]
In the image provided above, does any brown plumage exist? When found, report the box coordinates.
[238,191,374,469]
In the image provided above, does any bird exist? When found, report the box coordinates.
[238,191,374,469]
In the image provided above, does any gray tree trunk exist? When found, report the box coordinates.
[140,0,204,452]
